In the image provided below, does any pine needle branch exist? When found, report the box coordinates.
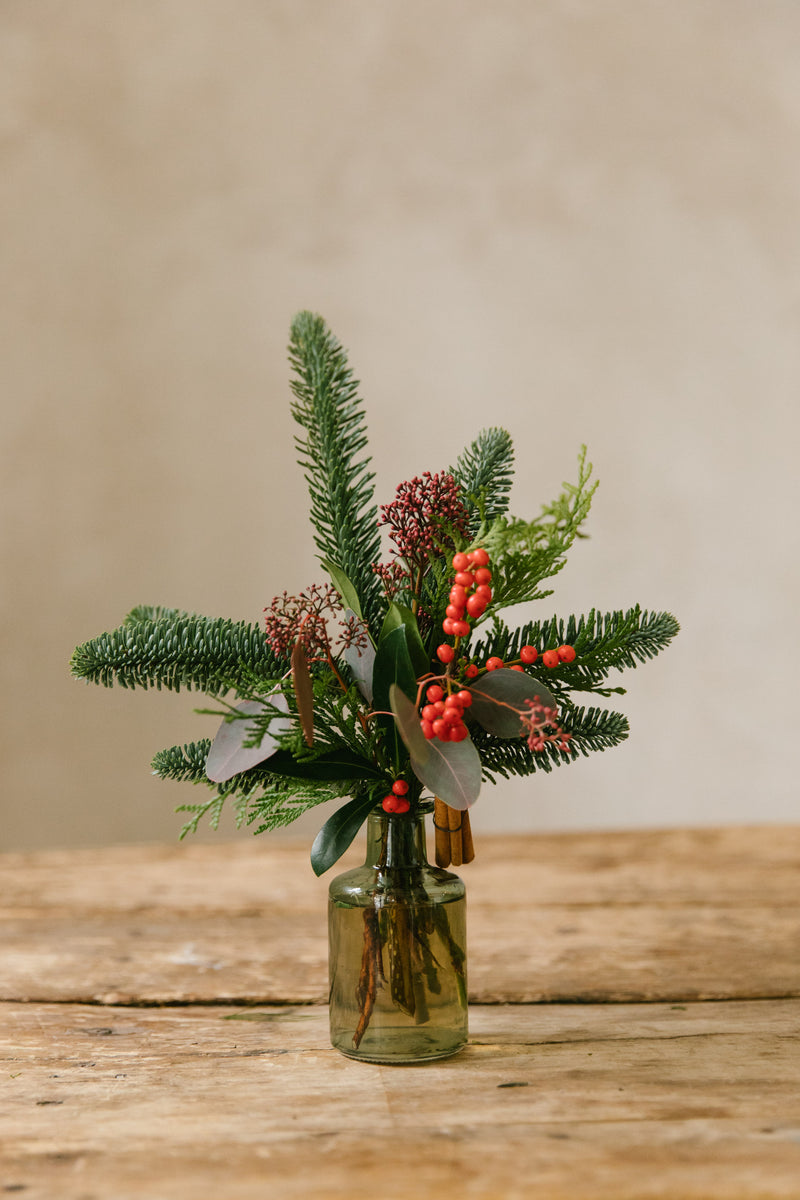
[451,427,515,531]
[289,312,382,632]
[71,610,283,694]
[473,608,679,698]
[471,706,630,780]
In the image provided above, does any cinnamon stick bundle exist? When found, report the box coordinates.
[433,797,475,868]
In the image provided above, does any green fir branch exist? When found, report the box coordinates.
[471,706,629,781]
[71,611,284,694]
[451,427,515,530]
[472,608,680,698]
[289,312,383,632]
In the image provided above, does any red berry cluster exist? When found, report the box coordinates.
[483,643,576,672]
[419,683,473,743]
[436,548,493,664]
[381,779,411,813]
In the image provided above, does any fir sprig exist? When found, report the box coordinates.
[471,706,630,781]
[451,427,515,530]
[289,312,382,632]
[71,610,283,694]
[473,608,680,698]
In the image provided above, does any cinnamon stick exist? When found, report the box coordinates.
[432,798,475,867]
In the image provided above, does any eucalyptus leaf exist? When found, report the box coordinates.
[343,608,375,703]
[388,683,431,765]
[389,683,480,810]
[311,791,378,876]
[468,669,557,738]
[411,737,482,811]
[321,559,363,619]
[205,696,291,783]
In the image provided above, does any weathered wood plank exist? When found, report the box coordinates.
[2,828,798,1004]
[2,1001,799,1200]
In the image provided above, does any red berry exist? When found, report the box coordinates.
[464,663,479,679]
[421,704,438,722]
[437,644,455,664]
[474,584,493,602]
[427,685,444,702]
[432,700,446,715]
[432,719,448,739]
[442,617,455,636]
[456,689,472,707]
[392,779,409,796]
[486,656,504,671]
[450,723,469,742]
[452,620,470,638]
[468,548,490,567]
[520,645,538,664]
[421,720,435,739]
[454,570,474,588]
[542,649,560,668]
[445,604,463,620]
[444,692,463,707]
[442,707,462,725]
[466,594,487,619]
[449,585,467,607]
[382,795,398,812]
[473,567,492,585]
[393,796,410,813]
[452,552,470,572]
[558,644,576,663]
[509,664,524,672]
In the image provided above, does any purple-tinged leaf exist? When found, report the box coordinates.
[292,638,314,747]
[468,669,557,738]
[205,696,290,783]
[389,684,481,810]
[411,736,482,811]
[389,683,430,765]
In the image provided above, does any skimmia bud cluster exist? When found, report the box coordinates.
[520,698,572,755]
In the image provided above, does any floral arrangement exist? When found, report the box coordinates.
[71,312,679,875]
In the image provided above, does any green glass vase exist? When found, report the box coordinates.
[327,803,468,1063]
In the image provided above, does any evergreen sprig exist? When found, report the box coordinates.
[481,447,598,610]
[153,739,357,837]
[451,427,515,530]
[71,610,283,694]
[474,607,680,698]
[289,312,382,631]
[471,706,630,781]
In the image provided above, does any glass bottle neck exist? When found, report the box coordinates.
[363,807,430,870]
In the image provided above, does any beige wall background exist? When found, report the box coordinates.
[2,1,798,851]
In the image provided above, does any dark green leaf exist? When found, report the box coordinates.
[259,748,381,782]
[311,791,377,876]
[371,626,419,712]
[380,603,430,678]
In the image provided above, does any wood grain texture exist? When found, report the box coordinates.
[2,1001,800,1199]
[2,827,799,1004]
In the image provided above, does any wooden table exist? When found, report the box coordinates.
[2,826,799,1199]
